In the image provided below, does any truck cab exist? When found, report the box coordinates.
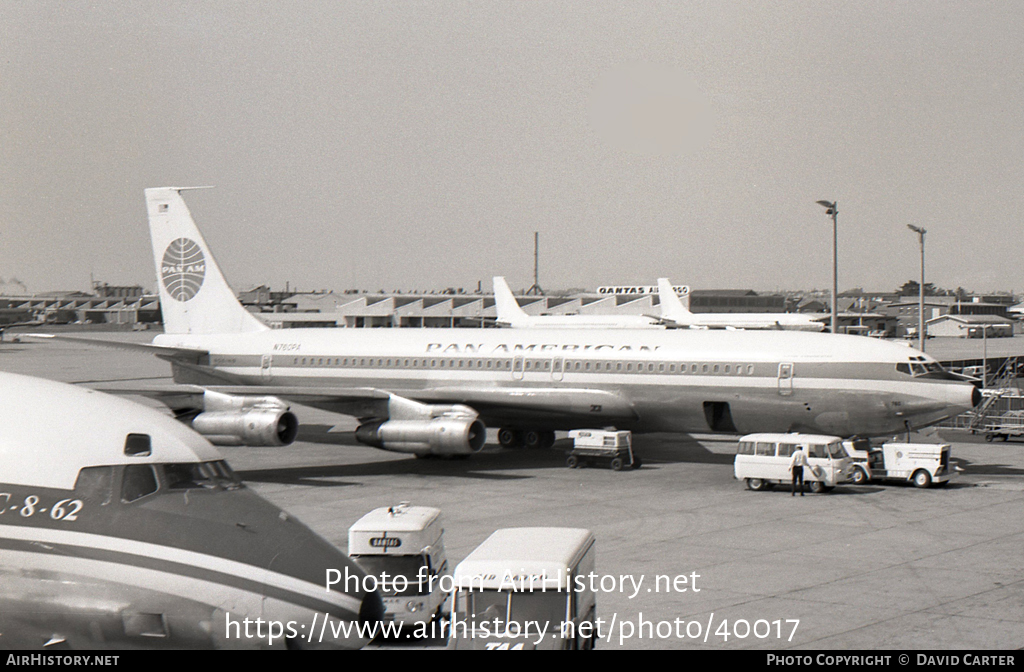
[348,503,449,625]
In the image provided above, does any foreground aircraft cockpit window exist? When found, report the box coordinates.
[122,464,159,502]
[75,466,114,505]
[124,433,152,456]
[163,460,243,491]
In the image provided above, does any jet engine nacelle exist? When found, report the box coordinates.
[191,408,299,446]
[355,416,487,455]
[186,390,299,446]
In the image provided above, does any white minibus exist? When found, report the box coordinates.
[735,433,852,493]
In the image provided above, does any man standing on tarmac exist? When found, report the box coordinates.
[790,445,809,496]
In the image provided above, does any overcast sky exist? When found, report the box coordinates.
[2,1,1022,296]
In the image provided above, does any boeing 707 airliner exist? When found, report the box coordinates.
[33,188,980,454]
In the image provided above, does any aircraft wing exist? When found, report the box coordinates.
[23,333,208,362]
[90,381,638,426]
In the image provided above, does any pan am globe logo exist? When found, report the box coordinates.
[161,238,206,302]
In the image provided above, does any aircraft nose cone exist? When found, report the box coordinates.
[972,386,983,408]
[359,589,385,628]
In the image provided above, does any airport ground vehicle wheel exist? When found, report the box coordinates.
[498,427,523,449]
[566,455,579,469]
[746,478,767,491]
[809,480,827,494]
[851,466,869,485]
[986,434,995,442]
[610,457,624,471]
[912,469,932,488]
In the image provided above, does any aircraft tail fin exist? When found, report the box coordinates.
[492,277,529,327]
[145,187,269,335]
[657,278,693,324]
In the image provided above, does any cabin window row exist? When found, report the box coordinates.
[291,357,514,370]
[737,441,844,458]
[289,356,757,375]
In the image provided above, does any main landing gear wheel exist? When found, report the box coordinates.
[497,427,523,449]
[524,430,556,449]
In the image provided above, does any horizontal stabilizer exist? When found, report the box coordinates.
[23,333,208,362]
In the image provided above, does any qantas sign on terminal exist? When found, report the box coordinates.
[597,285,688,295]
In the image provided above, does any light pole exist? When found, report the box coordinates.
[816,201,838,334]
[907,224,927,352]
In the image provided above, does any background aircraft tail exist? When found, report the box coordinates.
[492,276,529,327]
[657,278,693,324]
[145,187,269,335]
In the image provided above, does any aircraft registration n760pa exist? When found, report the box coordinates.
[33,187,980,455]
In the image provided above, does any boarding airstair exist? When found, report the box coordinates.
[967,356,1023,434]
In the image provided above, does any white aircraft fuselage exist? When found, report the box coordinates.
[155,326,979,438]
[656,277,826,332]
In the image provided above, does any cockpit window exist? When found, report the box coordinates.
[163,460,242,491]
[75,466,114,505]
[124,433,152,456]
[122,464,159,502]
[896,361,956,380]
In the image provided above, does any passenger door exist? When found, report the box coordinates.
[260,354,272,381]
[774,442,795,482]
[512,355,525,381]
[806,442,827,482]
[777,363,793,396]
[551,356,564,382]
